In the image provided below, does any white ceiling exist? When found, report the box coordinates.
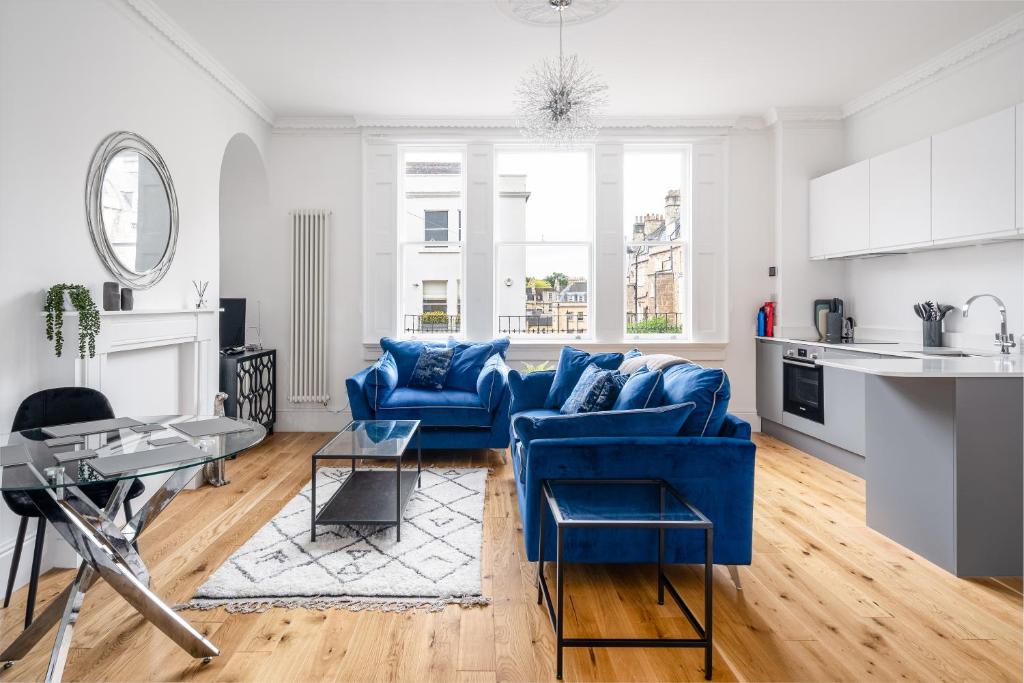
[152,0,1023,119]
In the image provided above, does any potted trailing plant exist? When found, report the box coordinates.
[44,284,101,358]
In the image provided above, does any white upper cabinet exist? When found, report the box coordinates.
[931,106,1016,242]
[1016,103,1023,233]
[869,138,931,250]
[809,160,869,258]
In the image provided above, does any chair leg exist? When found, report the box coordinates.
[3,517,28,608]
[25,518,45,628]
[727,564,742,590]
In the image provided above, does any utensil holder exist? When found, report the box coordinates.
[922,320,942,348]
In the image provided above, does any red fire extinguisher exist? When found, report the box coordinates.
[763,301,775,337]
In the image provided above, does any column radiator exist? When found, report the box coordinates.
[289,210,330,404]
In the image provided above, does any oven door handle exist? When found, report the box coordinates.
[783,357,819,368]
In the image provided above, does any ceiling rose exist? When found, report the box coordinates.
[513,0,609,147]
[498,0,618,25]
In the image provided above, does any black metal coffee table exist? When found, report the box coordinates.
[311,420,421,542]
[537,478,714,680]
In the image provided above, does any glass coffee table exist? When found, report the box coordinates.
[311,420,421,542]
[537,479,714,680]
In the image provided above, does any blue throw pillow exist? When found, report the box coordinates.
[661,364,731,436]
[515,402,696,447]
[612,368,664,411]
[409,346,454,390]
[380,337,450,386]
[446,342,495,392]
[476,355,507,411]
[560,365,621,415]
[544,346,624,409]
[364,352,398,409]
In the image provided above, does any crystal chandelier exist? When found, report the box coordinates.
[514,0,608,147]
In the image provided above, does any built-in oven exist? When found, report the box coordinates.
[783,345,824,424]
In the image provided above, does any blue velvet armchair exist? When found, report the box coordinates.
[508,368,756,568]
[346,341,512,450]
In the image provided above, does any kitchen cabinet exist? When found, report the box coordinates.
[1016,103,1023,233]
[755,340,783,422]
[931,106,1016,242]
[808,159,869,258]
[869,138,931,250]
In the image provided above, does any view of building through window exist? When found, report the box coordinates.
[624,147,690,336]
[399,149,465,335]
[495,150,592,336]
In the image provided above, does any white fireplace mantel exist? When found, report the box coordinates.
[43,308,220,416]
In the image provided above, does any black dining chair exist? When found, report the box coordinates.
[2,387,145,629]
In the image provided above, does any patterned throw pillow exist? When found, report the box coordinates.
[408,346,454,390]
[560,364,622,415]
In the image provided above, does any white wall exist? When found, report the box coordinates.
[258,132,363,431]
[771,122,847,338]
[841,36,1024,347]
[0,0,269,591]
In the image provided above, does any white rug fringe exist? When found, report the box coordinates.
[175,594,491,614]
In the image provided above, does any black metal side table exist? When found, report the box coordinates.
[537,479,714,680]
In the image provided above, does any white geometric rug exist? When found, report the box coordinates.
[179,467,488,613]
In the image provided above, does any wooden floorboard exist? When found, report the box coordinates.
[1,433,1020,682]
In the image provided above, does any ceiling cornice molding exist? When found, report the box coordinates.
[272,115,760,133]
[118,0,275,125]
[274,115,361,130]
[763,107,844,129]
[842,10,1024,119]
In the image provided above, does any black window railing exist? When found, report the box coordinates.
[498,314,588,336]
[404,313,461,334]
[626,312,684,334]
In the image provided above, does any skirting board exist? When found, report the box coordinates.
[760,418,865,477]
[276,408,351,432]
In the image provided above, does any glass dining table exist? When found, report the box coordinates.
[0,414,266,682]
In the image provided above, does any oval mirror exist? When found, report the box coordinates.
[86,132,178,289]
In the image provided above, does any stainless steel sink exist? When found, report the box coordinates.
[921,350,981,358]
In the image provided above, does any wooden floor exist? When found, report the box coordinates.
[1,432,1020,682]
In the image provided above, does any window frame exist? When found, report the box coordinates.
[622,143,693,342]
[492,144,596,341]
[397,145,467,339]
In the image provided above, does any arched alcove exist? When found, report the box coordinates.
[218,132,271,348]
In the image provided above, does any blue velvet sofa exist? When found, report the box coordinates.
[346,337,512,450]
[508,358,756,567]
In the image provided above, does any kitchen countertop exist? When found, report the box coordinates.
[815,355,1023,378]
[756,336,1023,377]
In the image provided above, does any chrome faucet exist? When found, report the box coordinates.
[962,294,1016,354]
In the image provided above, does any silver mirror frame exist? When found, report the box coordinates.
[85,131,179,290]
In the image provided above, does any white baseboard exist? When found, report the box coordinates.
[276,408,352,432]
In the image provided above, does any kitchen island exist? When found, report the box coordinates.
[816,354,1022,577]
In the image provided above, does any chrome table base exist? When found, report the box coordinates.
[0,465,217,682]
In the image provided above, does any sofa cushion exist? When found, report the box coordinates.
[380,337,451,386]
[364,352,398,410]
[545,346,624,409]
[377,387,492,427]
[661,364,731,436]
[612,368,664,411]
[515,402,696,447]
[409,346,454,390]
[476,355,507,411]
[560,365,621,415]
[446,342,495,392]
